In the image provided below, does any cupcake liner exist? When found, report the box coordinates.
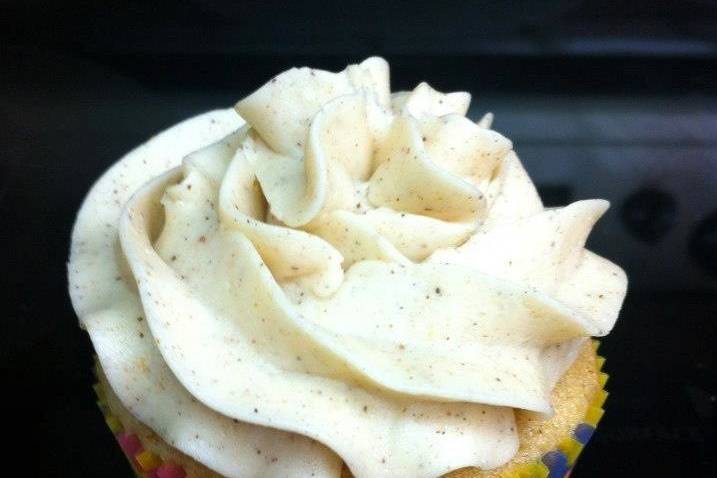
[93,341,608,478]
[512,340,608,478]
[92,376,188,478]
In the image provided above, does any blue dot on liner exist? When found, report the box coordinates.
[542,450,570,478]
[573,423,595,445]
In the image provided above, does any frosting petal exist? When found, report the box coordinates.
[419,114,512,188]
[219,143,344,296]
[120,164,520,477]
[308,210,409,268]
[235,57,389,158]
[250,93,376,228]
[361,207,475,261]
[69,111,343,478]
[483,151,544,224]
[430,200,628,334]
[293,261,598,411]
[392,82,471,118]
[368,115,486,222]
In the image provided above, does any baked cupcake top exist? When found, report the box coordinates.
[69,57,627,478]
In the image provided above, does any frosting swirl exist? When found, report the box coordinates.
[69,57,627,478]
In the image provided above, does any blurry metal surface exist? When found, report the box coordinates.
[4,0,716,57]
[470,96,717,290]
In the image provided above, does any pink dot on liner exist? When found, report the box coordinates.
[116,432,143,457]
[156,462,187,478]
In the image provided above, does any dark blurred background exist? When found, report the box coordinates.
[2,1,715,476]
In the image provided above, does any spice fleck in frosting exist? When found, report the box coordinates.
[69,57,627,478]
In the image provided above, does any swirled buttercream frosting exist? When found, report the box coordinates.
[69,57,627,478]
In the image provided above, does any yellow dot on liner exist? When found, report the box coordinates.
[513,462,549,478]
[93,383,106,400]
[595,356,606,371]
[96,400,110,415]
[533,462,550,478]
[584,406,605,427]
[105,415,124,434]
[135,450,162,471]
[598,372,609,388]
[592,389,609,409]
[558,437,584,466]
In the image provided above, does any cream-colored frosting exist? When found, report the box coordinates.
[69,57,626,478]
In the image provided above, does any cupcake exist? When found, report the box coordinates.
[69,57,627,478]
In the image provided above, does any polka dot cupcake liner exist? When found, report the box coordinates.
[494,341,608,478]
[92,383,187,478]
[93,341,608,478]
